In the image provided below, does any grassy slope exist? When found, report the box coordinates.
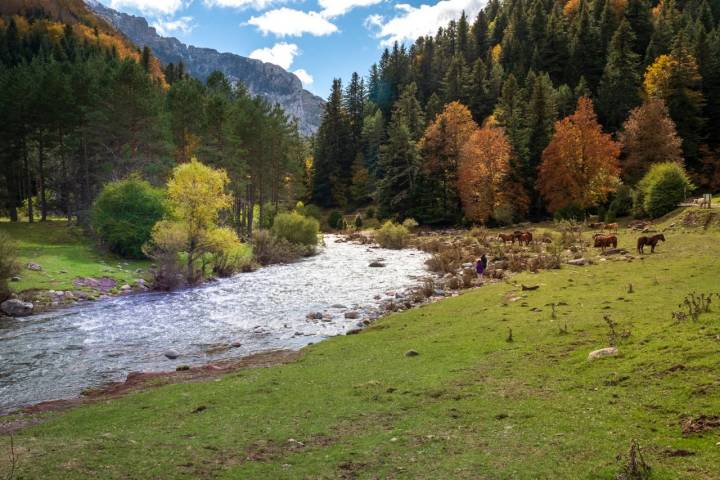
[4,211,720,479]
[0,220,148,294]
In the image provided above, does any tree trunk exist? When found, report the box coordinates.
[38,134,48,221]
[22,137,34,223]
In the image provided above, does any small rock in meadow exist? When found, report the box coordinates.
[567,258,589,266]
[346,328,362,335]
[404,349,419,357]
[164,350,180,359]
[26,262,42,271]
[10,276,20,282]
[588,347,618,360]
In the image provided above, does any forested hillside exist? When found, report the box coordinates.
[0,8,307,235]
[312,0,720,224]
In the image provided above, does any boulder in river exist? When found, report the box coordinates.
[164,350,179,359]
[344,311,360,319]
[369,261,386,268]
[1,298,34,317]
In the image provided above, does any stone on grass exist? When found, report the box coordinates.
[10,276,20,282]
[26,262,42,271]
[404,349,419,357]
[588,347,618,360]
[567,258,589,266]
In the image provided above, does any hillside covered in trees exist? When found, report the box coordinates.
[0,6,308,236]
[312,0,720,224]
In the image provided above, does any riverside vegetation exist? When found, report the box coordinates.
[1,206,719,478]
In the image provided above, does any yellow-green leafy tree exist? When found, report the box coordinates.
[147,158,240,285]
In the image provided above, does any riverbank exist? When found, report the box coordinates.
[2,207,719,478]
[0,220,150,312]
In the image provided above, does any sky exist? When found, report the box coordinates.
[98,0,488,97]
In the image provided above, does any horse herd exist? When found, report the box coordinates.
[497,223,666,254]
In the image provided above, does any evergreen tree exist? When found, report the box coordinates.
[598,19,642,131]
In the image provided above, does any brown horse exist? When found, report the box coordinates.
[512,231,532,246]
[499,233,515,244]
[604,223,619,232]
[594,235,617,251]
[637,234,665,254]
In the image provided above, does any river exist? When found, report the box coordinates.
[0,236,430,413]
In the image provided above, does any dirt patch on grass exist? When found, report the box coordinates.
[14,350,302,418]
[680,415,720,435]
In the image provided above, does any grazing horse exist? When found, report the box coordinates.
[604,222,619,232]
[499,233,515,244]
[512,231,532,246]
[594,235,617,251]
[637,234,666,254]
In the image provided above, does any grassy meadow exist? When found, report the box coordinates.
[1,208,720,479]
[0,220,149,295]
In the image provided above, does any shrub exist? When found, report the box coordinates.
[608,184,634,218]
[354,215,363,230]
[142,220,187,291]
[0,233,20,300]
[402,218,419,231]
[365,206,376,219]
[327,210,344,230]
[553,203,585,221]
[375,221,409,249]
[252,229,310,265]
[638,162,695,218]
[91,176,167,258]
[259,202,279,229]
[212,242,256,276]
[272,212,319,246]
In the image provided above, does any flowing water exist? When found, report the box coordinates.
[0,236,429,412]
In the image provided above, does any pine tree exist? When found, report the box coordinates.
[598,19,642,131]
[624,0,653,57]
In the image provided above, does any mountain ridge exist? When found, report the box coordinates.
[87,1,324,136]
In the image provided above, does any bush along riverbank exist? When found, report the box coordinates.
[2,206,719,478]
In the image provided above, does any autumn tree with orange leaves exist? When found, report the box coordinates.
[537,97,621,213]
[458,126,511,224]
[420,101,478,222]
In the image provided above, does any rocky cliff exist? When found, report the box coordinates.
[87,1,324,136]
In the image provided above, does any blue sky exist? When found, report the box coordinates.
[98,0,487,97]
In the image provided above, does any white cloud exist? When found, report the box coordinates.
[246,8,338,37]
[293,68,314,86]
[318,0,383,18]
[366,0,486,46]
[203,0,283,9]
[108,0,187,15]
[249,42,299,69]
[152,16,196,36]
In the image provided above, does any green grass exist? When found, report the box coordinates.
[3,211,720,479]
[0,220,149,294]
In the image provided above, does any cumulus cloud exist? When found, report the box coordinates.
[318,0,384,18]
[152,16,196,36]
[293,68,314,86]
[203,0,283,9]
[108,0,187,15]
[246,8,338,37]
[249,42,300,69]
[366,0,486,46]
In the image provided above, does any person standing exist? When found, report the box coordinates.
[476,254,488,280]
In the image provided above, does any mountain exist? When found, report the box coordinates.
[87,1,324,136]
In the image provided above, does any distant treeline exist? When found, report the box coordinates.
[311,0,720,224]
[0,15,308,236]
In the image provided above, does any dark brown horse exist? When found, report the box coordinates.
[512,231,532,246]
[499,233,515,244]
[637,234,665,254]
[594,235,617,251]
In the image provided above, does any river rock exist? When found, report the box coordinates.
[344,311,360,319]
[306,312,323,320]
[1,298,34,317]
[567,258,589,266]
[26,262,42,271]
[164,350,180,359]
[588,347,618,360]
[331,304,347,309]
[369,261,386,268]
[231,341,242,348]
[346,328,362,335]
